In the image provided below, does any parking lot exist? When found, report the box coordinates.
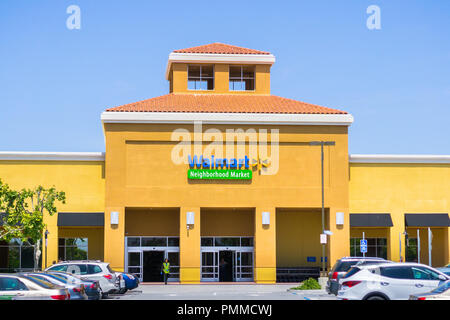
[108,284,337,300]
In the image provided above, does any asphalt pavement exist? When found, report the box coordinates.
[108,284,338,300]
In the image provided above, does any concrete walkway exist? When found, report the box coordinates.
[113,284,338,300]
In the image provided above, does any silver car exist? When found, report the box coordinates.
[45,260,119,298]
[0,274,70,300]
[21,272,88,300]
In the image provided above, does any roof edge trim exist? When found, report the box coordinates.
[101,112,354,126]
[0,152,105,161]
[349,154,450,164]
[165,52,276,80]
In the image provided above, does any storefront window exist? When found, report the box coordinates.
[0,239,41,272]
[58,238,88,261]
[127,237,141,247]
[20,246,34,269]
[200,237,254,247]
[126,237,179,247]
[406,238,418,262]
[142,237,167,247]
[128,252,140,266]
[214,237,240,247]
[8,246,20,269]
[167,237,179,247]
[350,237,387,259]
[241,237,254,247]
[201,238,214,246]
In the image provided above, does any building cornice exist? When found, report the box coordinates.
[2,151,449,163]
[0,151,105,161]
[101,111,354,126]
[165,52,276,80]
[349,154,450,164]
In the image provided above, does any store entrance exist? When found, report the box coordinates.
[143,251,164,282]
[125,236,180,282]
[219,250,235,282]
[200,237,254,282]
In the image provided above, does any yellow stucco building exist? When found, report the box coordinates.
[0,43,448,283]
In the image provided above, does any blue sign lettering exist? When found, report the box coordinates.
[188,155,250,169]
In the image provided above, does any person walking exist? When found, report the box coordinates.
[161,258,170,285]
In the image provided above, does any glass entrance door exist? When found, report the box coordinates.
[201,251,219,281]
[237,250,253,281]
[125,236,180,282]
[201,247,253,282]
[201,249,253,282]
[200,236,254,282]
[218,250,235,282]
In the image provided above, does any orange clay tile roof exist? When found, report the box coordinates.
[172,43,271,55]
[105,94,347,114]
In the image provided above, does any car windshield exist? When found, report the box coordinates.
[431,281,450,294]
[21,276,56,289]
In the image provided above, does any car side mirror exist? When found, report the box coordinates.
[438,274,447,281]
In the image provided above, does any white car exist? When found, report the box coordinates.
[45,260,119,298]
[0,274,70,300]
[409,280,450,300]
[337,262,449,300]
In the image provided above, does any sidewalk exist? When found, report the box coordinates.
[287,289,337,300]
[116,284,338,300]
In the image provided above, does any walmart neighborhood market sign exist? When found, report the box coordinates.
[187,155,252,180]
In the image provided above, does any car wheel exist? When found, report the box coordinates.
[366,295,386,301]
[101,290,108,299]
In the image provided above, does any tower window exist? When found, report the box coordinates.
[188,65,214,90]
[229,65,255,91]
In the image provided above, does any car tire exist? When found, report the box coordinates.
[101,291,108,299]
[366,295,386,301]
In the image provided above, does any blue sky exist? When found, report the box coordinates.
[0,0,449,154]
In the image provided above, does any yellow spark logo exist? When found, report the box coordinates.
[251,156,270,173]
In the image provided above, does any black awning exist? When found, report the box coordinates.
[57,212,104,227]
[405,214,450,227]
[350,214,393,227]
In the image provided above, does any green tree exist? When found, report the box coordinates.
[0,179,65,270]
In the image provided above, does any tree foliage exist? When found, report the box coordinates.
[0,179,65,269]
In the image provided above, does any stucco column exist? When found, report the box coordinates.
[42,211,59,269]
[328,208,350,270]
[389,211,405,262]
[104,207,125,271]
[254,207,276,283]
[444,227,449,266]
[45,228,59,268]
[179,207,201,283]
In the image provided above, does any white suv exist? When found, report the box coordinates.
[45,260,119,298]
[337,262,449,300]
